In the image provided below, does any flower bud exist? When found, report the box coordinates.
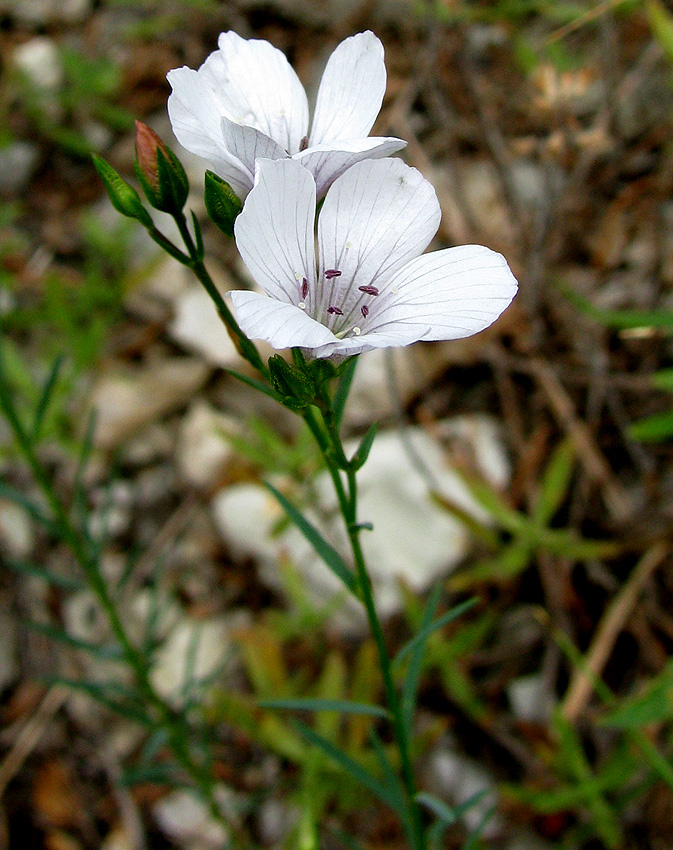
[92,154,153,228]
[204,171,242,238]
[134,120,189,214]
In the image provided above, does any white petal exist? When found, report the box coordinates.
[234,158,317,305]
[205,32,308,153]
[316,158,440,320]
[309,32,387,145]
[366,245,518,341]
[167,67,253,199]
[294,136,407,197]
[221,117,288,177]
[230,291,337,351]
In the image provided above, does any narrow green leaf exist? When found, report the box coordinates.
[647,0,673,65]
[25,620,122,659]
[369,728,414,843]
[264,481,357,595]
[222,367,281,401]
[533,438,575,525]
[349,424,378,471]
[395,598,478,668]
[629,410,673,442]
[333,356,358,427]
[293,720,401,812]
[400,583,442,735]
[45,676,152,726]
[260,698,390,719]
[5,559,83,591]
[190,210,205,261]
[565,287,673,331]
[31,355,64,442]
[652,368,673,391]
[0,481,56,533]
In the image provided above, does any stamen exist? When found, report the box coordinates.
[361,305,369,318]
[299,135,308,151]
[325,269,342,280]
[358,285,379,296]
[298,301,306,310]
[327,306,343,315]
[353,326,361,335]
[301,277,309,299]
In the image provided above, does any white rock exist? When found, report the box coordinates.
[1,0,92,23]
[0,142,40,195]
[507,674,555,724]
[177,401,238,490]
[0,610,18,690]
[90,358,209,450]
[344,346,447,428]
[0,499,34,559]
[13,37,63,91]
[168,285,240,368]
[150,615,237,708]
[153,787,235,849]
[427,745,502,839]
[212,421,510,628]
[434,415,511,490]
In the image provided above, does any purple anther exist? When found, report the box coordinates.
[301,277,309,299]
[327,306,343,315]
[299,135,309,152]
[324,269,342,280]
[358,285,379,296]
[361,305,369,318]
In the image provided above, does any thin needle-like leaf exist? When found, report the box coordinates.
[260,697,390,719]
[264,481,357,595]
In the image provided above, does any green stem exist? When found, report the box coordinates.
[0,371,233,837]
[172,212,268,377]
[308,401,427,850]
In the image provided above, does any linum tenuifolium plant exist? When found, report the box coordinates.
[95,30,517,849]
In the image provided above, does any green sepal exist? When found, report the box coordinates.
[204,170,243,237]
[268,354,317,411]
[92,154,153,228]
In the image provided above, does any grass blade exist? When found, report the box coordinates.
[260,698,390,719]
[31,354,64,442]
[264,481,357,595]
[394,598,477,668]
[293,720,401,812]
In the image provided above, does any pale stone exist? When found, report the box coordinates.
[176,401,238,489]
[168,285,240,368]
[0,499,34,559]
[150,615,237,708]
[89,358,209,450]
[0,142,40,195]
[507,674,555,724]
[212,420,510,629]
[1,0,92,23]
[153,787,235,848]
[13,37,63,91]
[426,744,502,839]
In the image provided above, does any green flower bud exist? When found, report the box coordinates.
[92,154,153,228]
[204,171,243,238]
[134,121,189,214]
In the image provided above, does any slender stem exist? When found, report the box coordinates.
[0,374,234,836]
[173,212,268,377]
[311,402,426,850]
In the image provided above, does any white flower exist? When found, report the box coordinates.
[230,157,518,360]
[167,30,406,201]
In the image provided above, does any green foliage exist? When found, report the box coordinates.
[204,170,243,237]
[439,439,618,589]
[11,45,133,157]
[568,289,673,441]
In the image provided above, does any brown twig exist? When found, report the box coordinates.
[561,542,669,722]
